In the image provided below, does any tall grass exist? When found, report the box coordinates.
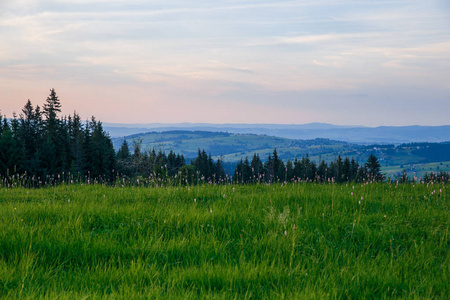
[0,182,448,299]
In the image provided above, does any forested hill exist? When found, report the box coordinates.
[112,131,450,178]
[112,130,348,161]
[104,122,450,144]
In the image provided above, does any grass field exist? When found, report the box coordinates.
[0,182,449,299]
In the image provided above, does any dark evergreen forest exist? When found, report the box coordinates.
[0,89,115,183]
[3,89,446,186]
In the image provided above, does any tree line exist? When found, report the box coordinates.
[6,89,444,186]
[115,140,226,184]
[233,149,383,183]
[0,89,227,185]
[0,89,115,183]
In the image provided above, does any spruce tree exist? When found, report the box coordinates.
[265,154,274,181]
[350,158,359,181]
[43,89,62,138]
[70,112,85,174]
[89,118,116,180]
[336,155,343,183]
[365,153,383,181]
[117,139,131,160]
[42,89,64,174]
[293,158,302,180]
[0,119,22,176]
[250,153,263,179]
[342,157,351,182]
[272,148,283,180]
[243,157,252,183]
[286,160,294,181]
[317,160,327,182]
[215,158,225,182]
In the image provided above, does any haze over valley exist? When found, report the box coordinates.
[105,122,450,145]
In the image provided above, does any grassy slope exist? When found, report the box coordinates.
[1,183,448,299]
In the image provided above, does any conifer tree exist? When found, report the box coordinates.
[293,158,302,180]
[19,100,40,174]
[41,89,65,174]
[215,158,225,182]
[286,160,294,181]
[342,157,351,182]
[317,160,327,182]
[117,139,131,160]
[242,157,252,183]
[251,153,264,180]
[350,158,359,181]
[365,153,383,181]
[88,118,116,180]
[0,119,22,176]
[301,154,313,180]
[336,155,343,183]
[70,112,85,174]
[265,154,274,181]
[272,148,285,180]
[328,161,337,181]
[43,89,62,138]
[167,150,176,176]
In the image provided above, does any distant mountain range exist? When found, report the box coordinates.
[103,122,450,145]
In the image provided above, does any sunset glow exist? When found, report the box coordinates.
[1,0,449,125]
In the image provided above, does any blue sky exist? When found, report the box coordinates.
[1,0,449,126]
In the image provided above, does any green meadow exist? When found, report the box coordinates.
[0,183,448,299]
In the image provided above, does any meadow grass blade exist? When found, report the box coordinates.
[0,182,448,298]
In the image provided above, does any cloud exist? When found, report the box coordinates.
[0,0,449,125]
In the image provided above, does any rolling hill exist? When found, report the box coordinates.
[104,122,450,145]
[112,130,450,178]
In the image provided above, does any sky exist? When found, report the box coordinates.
[0,0,449,126]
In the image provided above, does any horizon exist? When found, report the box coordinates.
[1,1,449,126]
[101,121,450,128]
[2,115,450,128]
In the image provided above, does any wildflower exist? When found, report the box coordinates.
[284,230,287,236]
[361,196,363,200]
[351,192,353,196]
[358,201,361,205]
[223,194,226,198]
[232,188,235,192]
[210,208,213,213]
[194,198,196,203]
[384,215,386,218]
